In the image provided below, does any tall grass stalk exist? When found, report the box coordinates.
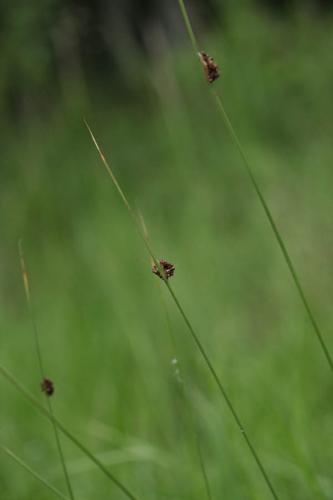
[85,122,279,499]
[0,443,70,500]
[176,0,333,373]
[139,211,213,500]
[0,363,139,500]
[18,240,75,500]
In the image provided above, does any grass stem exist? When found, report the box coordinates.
[211,91,333,372]
[85,122,279,499]
[18,240,75,500]
[176,1,332,372]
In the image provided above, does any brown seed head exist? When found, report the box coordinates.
[199,51,220,83]
[41,378,54,396]
[152,260,175,280]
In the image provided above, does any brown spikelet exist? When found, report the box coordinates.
[199,51,220,83]
[152,260,175,280]
[41,378,54,396]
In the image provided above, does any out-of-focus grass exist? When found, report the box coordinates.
[1,9,332,500]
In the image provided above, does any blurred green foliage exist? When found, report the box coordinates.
[0,3,333,499]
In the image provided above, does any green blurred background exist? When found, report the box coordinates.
[1,1,332,498]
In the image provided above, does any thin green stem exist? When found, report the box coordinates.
[0,364,139,500]
[211,91,333,372]
[177,0,199,53]
[85,122,279,499]
[0,443,70,500]
[48,398,75,499]
[85,122,159,270]
[165,281,279,499]
[176,1,332,372]
[196,436,212,500]
[18,240,75,500]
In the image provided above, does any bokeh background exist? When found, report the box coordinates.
[1,1,333,498]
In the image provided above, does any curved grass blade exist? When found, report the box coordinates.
[0,364,139,500]
[0,442,69,500]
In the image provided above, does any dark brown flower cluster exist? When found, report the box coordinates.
[152,260,175,280]
[199,52,220,83]
[41,378,54,396]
